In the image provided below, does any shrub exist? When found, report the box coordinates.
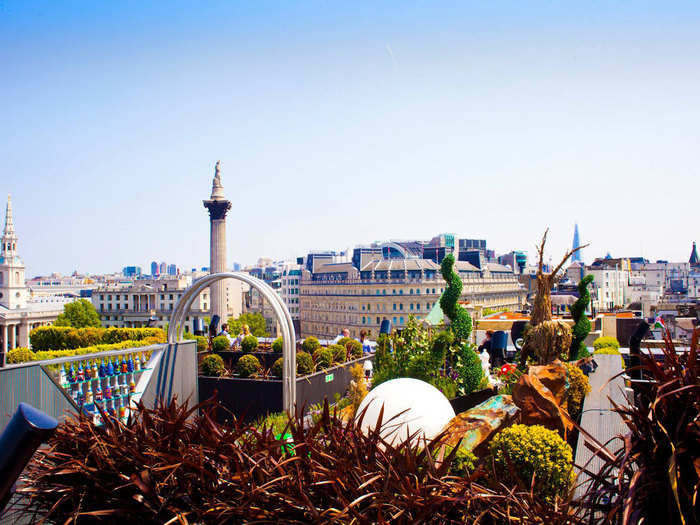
[237,354,261,378]
[593,336,620,351]
[346,339,363,360]
[575,345,591,359]
[254,411,290,436]
[54,299,101,328]
[211,335,230,353]
[336,337,353,349]
[201,354,225,377]
[568,275,593,360]
[301,336,320,354]
[497,363,523,396]
[296,351,315,376]
[313,348,333,369]
[195,336,208,352]
[429,375,458,399]
[457,344,484,395]
[490,424,574,502]
[329,344,346,364]
[564,362,591,414]
[7,347,36,364]
[24,340,156,363]
[439,254,472,341]
[348,363,368,415]
[437,445,476,477]
[29,326,165,351]
[241,335,258,353]
[272,337,283,353]
[271,357,284,378]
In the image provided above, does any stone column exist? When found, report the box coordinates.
[203,201,232,329]
[1,324,7,367]
[18,320,29,349]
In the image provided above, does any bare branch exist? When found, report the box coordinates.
[550,243,590,278]
[537,228,549,274]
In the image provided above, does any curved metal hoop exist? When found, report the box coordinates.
[167,272,296,414]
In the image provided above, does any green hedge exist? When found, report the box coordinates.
[8,338,163,363]
[593,336,620,352]
[30,326,165,351]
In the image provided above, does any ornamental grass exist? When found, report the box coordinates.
[13,398,583,524]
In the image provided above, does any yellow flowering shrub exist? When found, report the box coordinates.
[489,424,574,502]
[564,362,591,414]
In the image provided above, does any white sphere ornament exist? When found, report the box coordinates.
[355,378,456,446]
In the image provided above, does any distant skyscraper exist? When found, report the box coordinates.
[572,223,583,263]
[151,261,159,276]
[690,241,699,266]
[122,266,142,277]
[167,264,178,276]
[158,261,167,275]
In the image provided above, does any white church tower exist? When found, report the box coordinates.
[0,195,28,310]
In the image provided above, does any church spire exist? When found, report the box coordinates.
[209,160,226,200]
[4,195,14,236]
[1,194,18,258]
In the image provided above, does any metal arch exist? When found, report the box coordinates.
[167,272,297,415]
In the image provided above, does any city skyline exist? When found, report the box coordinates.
[3,1,699,276]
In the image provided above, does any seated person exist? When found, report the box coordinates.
[217,323,234,346]
[332,328,351,344]
[233,324,251,346]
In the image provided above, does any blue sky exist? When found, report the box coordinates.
[2,1,699,276]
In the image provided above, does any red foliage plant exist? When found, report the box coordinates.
[580,327,700,524]
[11,397,584,524]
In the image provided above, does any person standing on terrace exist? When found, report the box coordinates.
[332,328,351,344]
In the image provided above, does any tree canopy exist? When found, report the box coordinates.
[227,312,268,337]
[54,299,101,328]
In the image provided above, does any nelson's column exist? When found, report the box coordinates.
[203,161,231,330]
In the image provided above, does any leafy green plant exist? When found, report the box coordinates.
[29,326,165,351]
[345,339,363,360]
[429,375,458,398]
[237,354,261,378]
[254,411,290,436]
[313,348,333,369]
[301,336,320,354]
[296,351,314,375]
[240,335,258,353]
[201,354,225,377]
[563,362,590,414]
[272,337,283,353]
[439,254,472,341]
[7,347,36,364]
[336,336,353,349]
[54,299,101,328]
[227,312,269,337]
[568,275,593,360]
[271,357,283,378]
[211,335,230,353]
[437,445,476,477]
[456,344,484,395]
[490,424,574,502]
[592,336,620,351]
[329,344,346,364]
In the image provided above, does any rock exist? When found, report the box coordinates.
[512,368,573,434]
[528,361,568,406]
[442,394,519,455]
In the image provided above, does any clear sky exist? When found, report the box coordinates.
[2,1,699,277]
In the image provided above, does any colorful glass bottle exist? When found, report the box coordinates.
[129,379,136,394]
[106,358,114,377]
[121,356,128,374]
[76,362,84,382]
[59,364,67,387]
[91,360,98,379]
[85,388,93,405]
[68,363,75,383]
[105,385,112,400]
[127,354,134,373]
[95,385,103,403]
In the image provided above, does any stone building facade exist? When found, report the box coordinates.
[299,258,526,339]
[0,196,67,361]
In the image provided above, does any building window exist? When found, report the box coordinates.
[393,316,397,324]
[410,303,414,310]
[393,304,396,311]
[399,316,404,324]
[399,304,403,310]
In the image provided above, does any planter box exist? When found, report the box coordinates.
[199,356,372,423]
[449,387,498,414]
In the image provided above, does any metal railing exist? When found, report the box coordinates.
[167,272,297,415]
